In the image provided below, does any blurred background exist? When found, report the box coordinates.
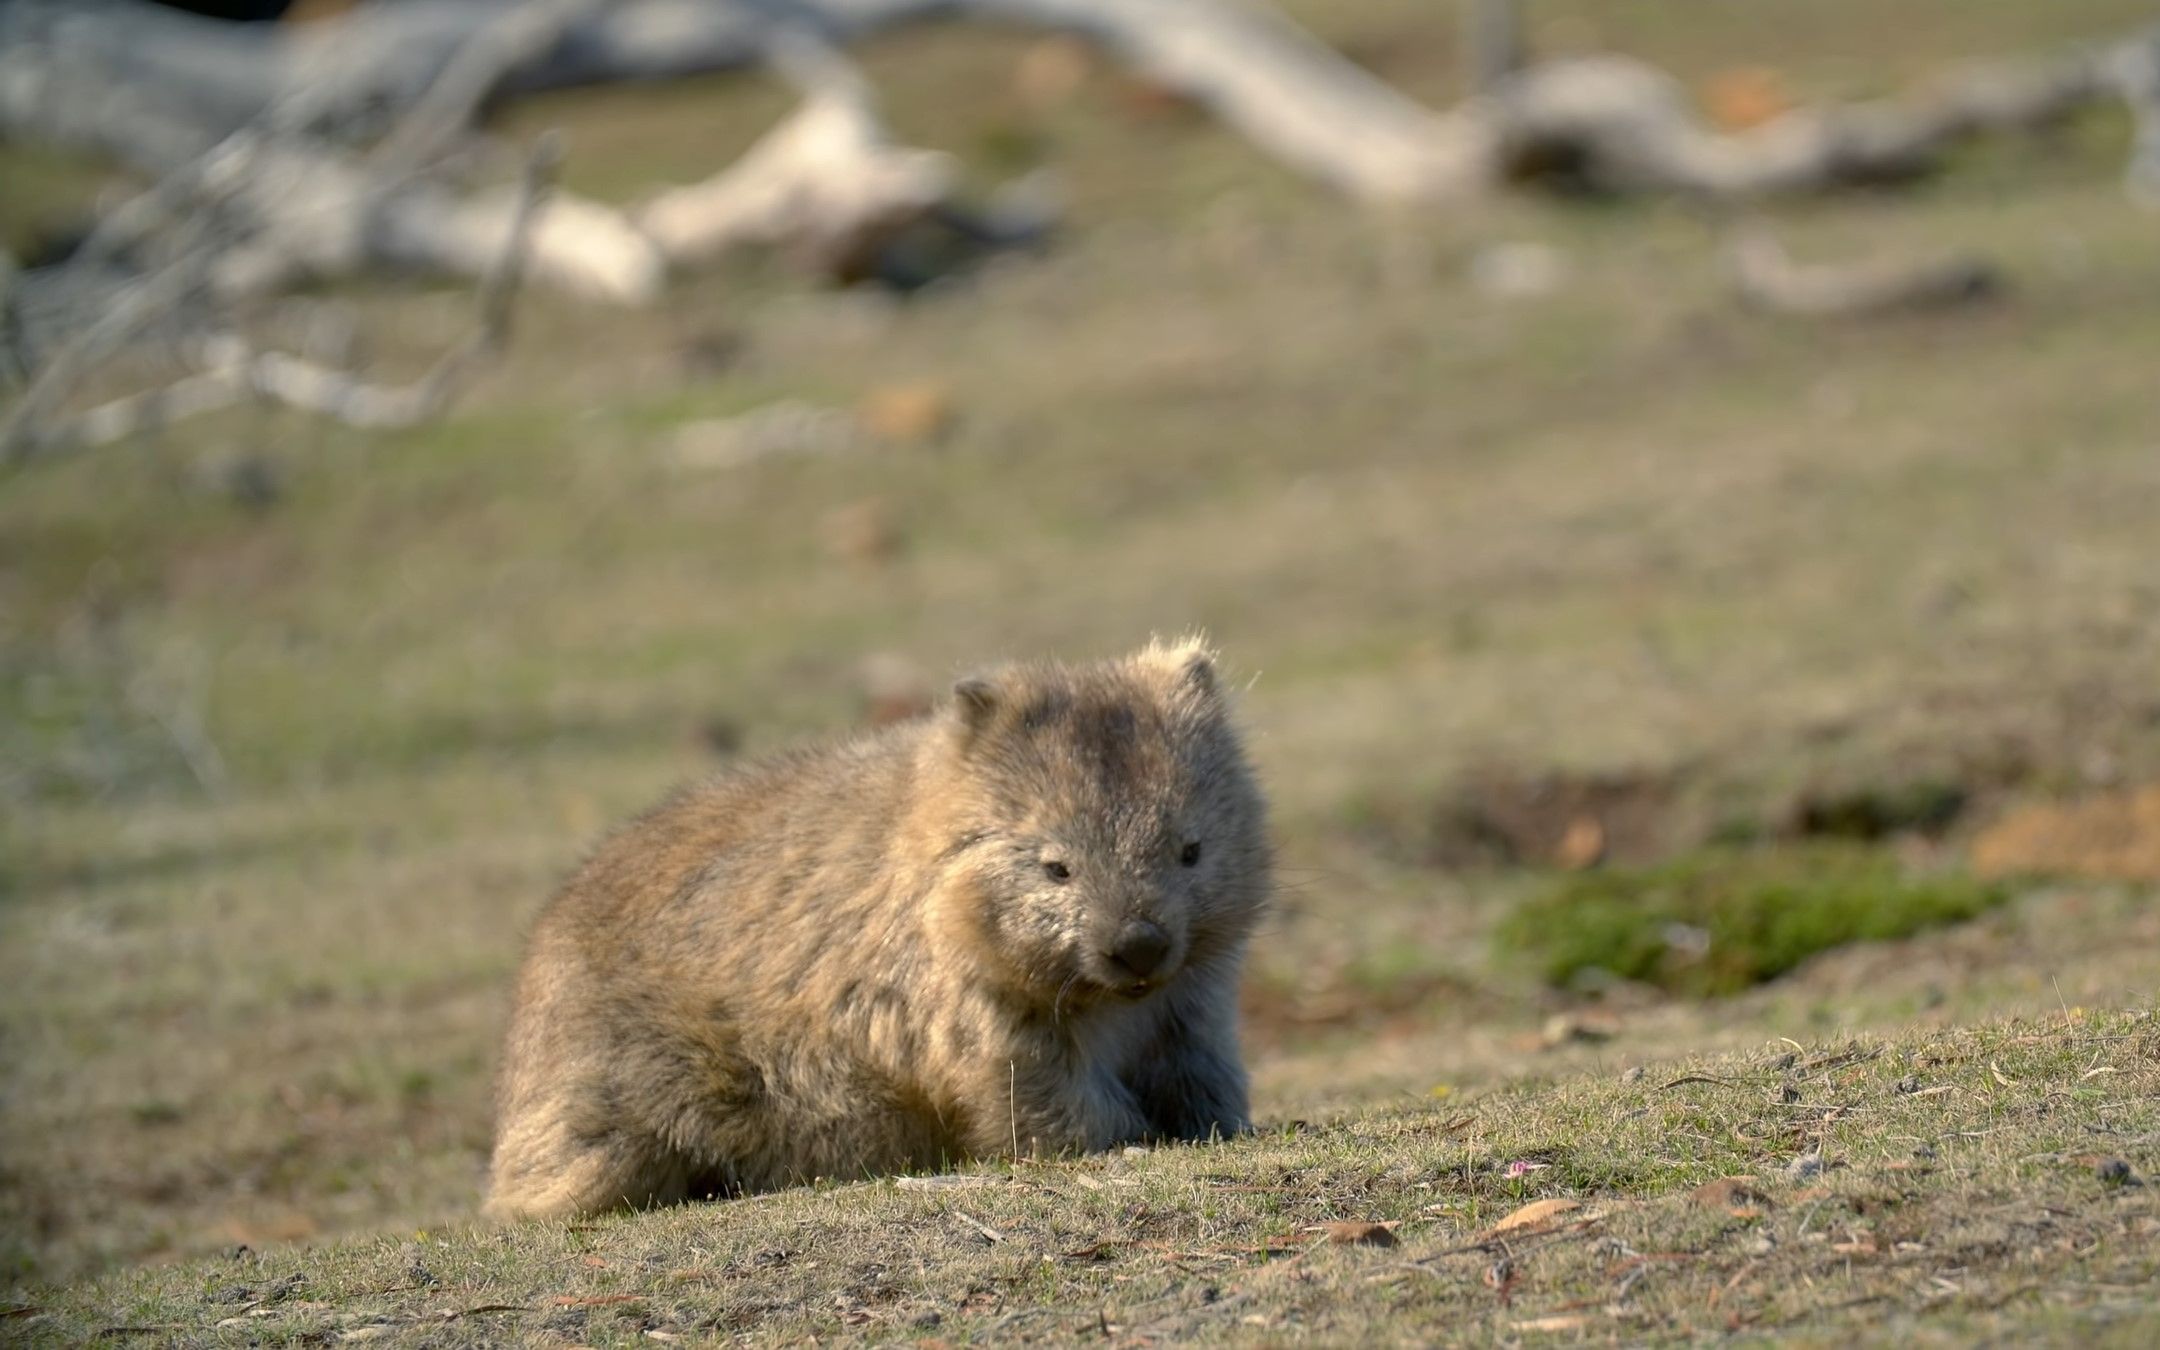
[4,0,2159,1286]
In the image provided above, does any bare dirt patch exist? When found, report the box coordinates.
[1973,785,2160,883]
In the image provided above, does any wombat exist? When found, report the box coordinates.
[485,639,1271,1220]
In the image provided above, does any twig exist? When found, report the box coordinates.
[12,135,559,459]
[368,0,599,176]
[1661,1074,1741,1091]
[1726,227,1998,317]
[0,252,215,465]
[952,1209,1007,1244]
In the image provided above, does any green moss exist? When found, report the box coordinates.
[1496,844,2010,996]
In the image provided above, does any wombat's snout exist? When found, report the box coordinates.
[1105,919,1172,982]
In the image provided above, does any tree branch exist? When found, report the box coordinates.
[8,137,560,462]
[1724,227,1998,318]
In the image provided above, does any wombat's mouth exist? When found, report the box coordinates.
[1082,958,1176,1001]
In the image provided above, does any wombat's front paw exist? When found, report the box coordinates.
[1132,1053,1250,1144]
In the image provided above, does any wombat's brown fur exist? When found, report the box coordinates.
[485,639,1270,1220]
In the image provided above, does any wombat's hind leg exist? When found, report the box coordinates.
[485,1114,688,1222]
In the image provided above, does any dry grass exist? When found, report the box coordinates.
[11,1011,2159,1344]
[5,0,2160,1340]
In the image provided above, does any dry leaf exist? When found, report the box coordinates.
[1688,1178,1772,1212]
[1700,67,1797,131]
[1320,1221,1398,1247]
[857,382,955,444]
[1486,1197,1581,1236]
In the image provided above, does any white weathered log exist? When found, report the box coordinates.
[290,0,1497,202]
[13,0,2158,207]
[0,1,663,305]
[6,0,1498,205]
[2101,27,2160,206]
[636,40,959,272]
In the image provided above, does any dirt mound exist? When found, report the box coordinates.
[1426,767,1680,869]
[1971,786,2160,882]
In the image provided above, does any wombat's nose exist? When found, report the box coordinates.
[1107,920,1171,980]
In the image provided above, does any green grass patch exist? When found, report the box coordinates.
[1497,844,2010,996]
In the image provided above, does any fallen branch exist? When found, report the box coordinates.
[13,1,2158,209]
[1725,228,1999,318]
[0,251,220,466]
[634,33,959,274]
[9,137,559,462]
[2102,26,2160,206]
[1491,38,2121,197]
[0,0,661,303]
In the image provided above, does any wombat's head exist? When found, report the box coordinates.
[926,638,1270,1009]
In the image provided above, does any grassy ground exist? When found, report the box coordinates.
[5,0,2160,1341]
[13,1012,2160,1344]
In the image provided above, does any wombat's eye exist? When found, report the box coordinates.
[1180,841,1203,867]
[1043,860,1072,883]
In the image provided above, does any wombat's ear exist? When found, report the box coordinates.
[950,674,1001,744]
[1136,635,1219,699]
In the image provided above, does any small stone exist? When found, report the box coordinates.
[1540,1011,1619,1048]
[692,717,743,758]
[263,1273,308,1302]
[1469,241,1568,300]
[209,454,283,512]
[1787,1153,1823,1181]
[2097,1158,2141,1187]
[676,327,744,379]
